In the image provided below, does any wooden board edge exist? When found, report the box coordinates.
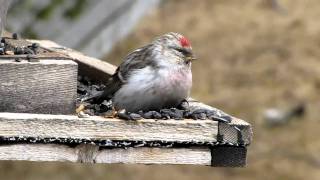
[211,146,247,167]
[218,121,253,146]
[0,112,218,143]
[27,39,117,83]
[188,98,252,145]
[0,144,212,165]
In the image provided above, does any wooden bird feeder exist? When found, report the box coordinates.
[0,38,252,167]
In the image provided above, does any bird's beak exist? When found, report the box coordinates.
[186,54,197,63]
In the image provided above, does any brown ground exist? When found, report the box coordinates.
[1,0,320,179]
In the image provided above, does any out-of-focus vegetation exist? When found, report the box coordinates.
[9,0,89,39]
[106,1,320,178]
[1,0,320,179]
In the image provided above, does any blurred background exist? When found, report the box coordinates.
[1,0,320,179]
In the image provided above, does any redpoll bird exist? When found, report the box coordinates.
[100,32,196,112]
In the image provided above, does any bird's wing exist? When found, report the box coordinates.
[117,44,158,81]
[99,44,157,100]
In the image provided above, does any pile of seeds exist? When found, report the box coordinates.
[0,135,246,148]
[77,76,232,123]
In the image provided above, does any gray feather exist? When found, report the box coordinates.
[99,44,157,100]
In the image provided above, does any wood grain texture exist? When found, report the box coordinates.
[0,113,218,143]
[96,146,211,165]
[219,118,253,145]
[0,38,71,60]
[0,60,77,114]
[0,144,77,162]
[28,39,117,83]
[188,98,252,145]
[0,144,211,165]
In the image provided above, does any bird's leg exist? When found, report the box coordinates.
[76,104,85,114]
[76,104,90,118]
[103,106,118,118]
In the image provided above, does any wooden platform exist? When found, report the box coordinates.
[0,39,253,167]
[0,110,251,167]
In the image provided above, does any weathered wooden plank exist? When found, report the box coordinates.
[0,113,218,143]
[0,38,71,60]
[0,144,77,162]
[188,98,252,145]
[218,117,253,145]
[28,39,117,83]
[0,60,77,114]
[0,144,211,165]
[96,146,211,165]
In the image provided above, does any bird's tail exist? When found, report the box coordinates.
[81,75,122,104]
[80,90,105,102]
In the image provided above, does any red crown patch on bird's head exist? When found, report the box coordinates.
[179,36,191,48]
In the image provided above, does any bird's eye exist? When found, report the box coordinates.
[173,47,191,56]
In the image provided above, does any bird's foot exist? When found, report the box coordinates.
[76,104,85,114]
[76,104,90,118]
[102,106,118,118]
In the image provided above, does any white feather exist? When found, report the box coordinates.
[113,65,192,112]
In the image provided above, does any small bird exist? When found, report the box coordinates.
[98,32,196,112]
[264,103,306,126]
